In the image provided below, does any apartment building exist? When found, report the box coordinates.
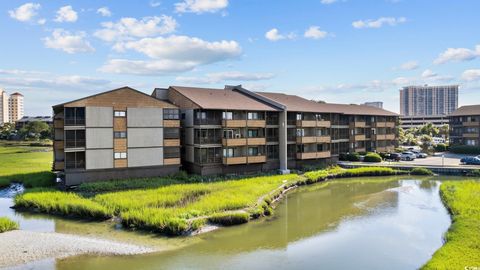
[52,87,181,186]
[8,92,24,123]
[157,85,398,175]
[400,85,458,116]
[449,105,480,147]
[0,89,8,125]
[400,115,449,129]
[362,101,383,109]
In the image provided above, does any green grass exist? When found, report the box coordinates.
[422,181,480,269]
[410,167,434,176]
[304,166,408,182]
[0,141,54,188]
[0,217,19,233]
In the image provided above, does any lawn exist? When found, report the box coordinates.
[0,140,54,188]
[421,181,480,269]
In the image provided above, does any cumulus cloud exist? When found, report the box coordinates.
[320,0,338,4]
[265,28,296,41]
[461,69,480,81]
[175,0,228,14]
[352,17,406,29]
[94,16,177,43]
[176,71,275,84]
[150,1,161,7]
[43,29,95,54]
[9,2,41,22]
[100,35,242,75]
[54,5,78,23]
[421,69,437,78]
[433,45,480,64]
[398,60,419,70]
[304,26,328,40]
[96,7,112,17]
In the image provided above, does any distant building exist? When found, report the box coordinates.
[0,89,8,125]
[399,85,458,116]
[400,115,449,129]
[449,105,480,147]
[15,116,53,130]
[362,102,383,109]
[8,92,24,123]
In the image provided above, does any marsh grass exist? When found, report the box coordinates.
[422,181,480,269]
[0,217,19,233]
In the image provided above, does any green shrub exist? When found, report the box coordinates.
[334,167,407,178]
[0,217,19,233]
[304,170,329,182]
[449,145,480,155]
[410,167,434,176]
[363,152,382,163]
[434,143,447,152]
[466,169,480,177]
[190,218,206,231]
[208,212,249,226]
[339,153,360,162]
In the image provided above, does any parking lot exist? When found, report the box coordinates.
[386,152,480,168]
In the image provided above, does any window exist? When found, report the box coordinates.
[196,111,207,120]
[114,111,126,117]
[296,128,305,137]
[223,148,234,157]
[248,147,259,156]
[296,113,302,120]
[222,111,233,120]
[164,147,180,158]
[248,129,259,138]
[248,112,259,120]
[164,109,179,120]
[65,130,86,148]
[466,139,478,146]
[114,152,127,159]
[64,107,85,126]
[164,128,180,139]
[114,131,127,138]
[65,151,85,169]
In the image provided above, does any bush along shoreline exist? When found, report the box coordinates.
[13,166,430,236]
[0,217,19,233]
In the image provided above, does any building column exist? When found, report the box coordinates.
[279,110,290,174]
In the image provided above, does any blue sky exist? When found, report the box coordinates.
[1,0,479,115]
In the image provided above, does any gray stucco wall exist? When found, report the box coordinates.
[183,109,194,127]
[127,128,163,147]
[127,108,163,127]
[185,127,194,145]
[128,147,163,167]
[86,128,113,149]
[86,107,113,127]
[86,149,113,169]
[185,145,194,162]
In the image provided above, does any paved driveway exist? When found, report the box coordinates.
[391,152,480,168]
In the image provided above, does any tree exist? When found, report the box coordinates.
[19,121,51,140]
[439,124,449,141]
[419,134,433,152]
[419,123,439,137]
[0,123,16,139]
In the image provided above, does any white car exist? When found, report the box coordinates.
[412,150,428,158]
[401,152,416,161]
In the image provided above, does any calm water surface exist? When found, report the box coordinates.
[0,177,452,270]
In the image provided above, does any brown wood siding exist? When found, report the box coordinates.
[114,138,127,151]
[167,88,201,109]
[164,158,181,165]
[164,120,180,127]
[164,139,180,147]
[64,87,177,108]
[114,118,127,131]
[114,159,127,168]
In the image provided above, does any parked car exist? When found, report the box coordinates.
[460,156,480,165]
[412,150,428,158]
[401,152,416,161]
[385,153,401,162]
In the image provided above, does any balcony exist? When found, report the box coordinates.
[296,151,331,160]
[355,147,366,152]
[317,120,331,127]
[376,146,395,153]
[222,119,247,127]
[247,137,266,145]
[354,134,366,141]
[463,121,480,127]
[54,140,64,150]
[64,118,85,126]
[65,140,85,149]
[164,120,180,127]
[247,120,266,127]
[353,121,366,128]
[222,138,247,146]
[463,133,479,138]
[247,155,267,163]
[164,158,181,165]
[296,120,316,127]
[373,134,396,140]
[317,135,331,143]
[223,156,247,165]
[373,121,395,128]
[164,139,180,147]
[296,136,317,144]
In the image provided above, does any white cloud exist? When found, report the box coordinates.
[398,60,419,70]
[461,69,480,81]
[352,17,406,29]
[433,45,480,64]
[304,26,328,40]
[37,18,46,25]
[100,35,242,75]
[175,0,228,14]
[54,5,78,23]
[421,69,436,78]
[150,1,161,7]
[43,29,95,54]
[176,71,275,84]
[265,28,296,41]
[96,7,112,17]
[320,0,338,4]
[94,16,177,43]
[9,3,41,22]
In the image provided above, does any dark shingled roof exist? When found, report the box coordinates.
[449,105,480,116]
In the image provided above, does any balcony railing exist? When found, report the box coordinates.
[223,156,247,165]
[247,155,266,163]
[64,118,85,126]
[195,137,222,144]
[222,138,247,146]
[65,140,85,148]
[296,151,331,160]
[247,137,266,145]
[247,120,266,127]
[222,119,247,127]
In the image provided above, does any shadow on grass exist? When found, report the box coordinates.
[0,171,55,189]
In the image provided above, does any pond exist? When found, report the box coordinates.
[1,177,452,270]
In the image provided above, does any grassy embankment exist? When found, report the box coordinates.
[0,140,54,188]
[422,181,480,269]
[0,217,19,233]
[14,166,408,235]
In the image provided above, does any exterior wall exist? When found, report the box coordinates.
[86,128,113,149]
[0,90,8,125]
[128,147,164,167]
[400,85,458,117]
[86,149,113,169]
[8,94,24,123]
[127,128,163,147]
[86,107,113,127]
[127,108,163,127]
[449,114,480,146]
